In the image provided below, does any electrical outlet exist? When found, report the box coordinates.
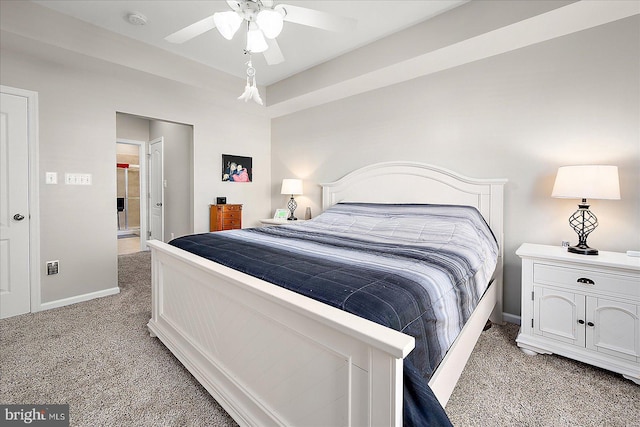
[46,260,59,275]
[45,172,58,184]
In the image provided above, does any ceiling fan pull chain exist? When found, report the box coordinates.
[246,58,256,79]
[237,56,263,105]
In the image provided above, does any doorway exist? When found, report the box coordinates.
[116,140,145,255]
[115,113,193,253]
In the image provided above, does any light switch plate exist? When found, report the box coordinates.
[65,173,92,185]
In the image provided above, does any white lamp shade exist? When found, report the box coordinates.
[213,11,243,40]
[552,165,620,200]
[256,9,284,39]
[246,23,268,53]
[281,179,303,195]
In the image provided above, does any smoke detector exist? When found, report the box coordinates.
[127,12,148,26]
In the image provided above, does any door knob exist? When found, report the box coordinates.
[156,203,162,207]
[13,213,25,221]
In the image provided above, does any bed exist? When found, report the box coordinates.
[147,161,507,426]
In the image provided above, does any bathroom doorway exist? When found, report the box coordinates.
[117,140,144,254]
[116,112,194,254]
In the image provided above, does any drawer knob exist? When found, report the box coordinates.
[587,322,595,327]
[577,277,595,285]
[577,319,585,325]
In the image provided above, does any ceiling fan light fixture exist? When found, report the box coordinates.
[214,11,242,40]
[246,24,268,53]
[256,9,284,39]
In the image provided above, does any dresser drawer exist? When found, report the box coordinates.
[223,219,241,229]
[534,263,639,299]
[223,205,242,212]
[222,211,241,220]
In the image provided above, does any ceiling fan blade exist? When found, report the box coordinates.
[263,38,285,65]
[226,1,242,12]
[165,15,217,44]
[280,4,356,32]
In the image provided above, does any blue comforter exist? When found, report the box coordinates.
[170,203,498,426]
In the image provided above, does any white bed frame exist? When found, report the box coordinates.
[147,161,506,426]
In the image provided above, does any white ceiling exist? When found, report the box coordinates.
[33,0,468,86]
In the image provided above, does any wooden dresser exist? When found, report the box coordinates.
[209,204,242,231]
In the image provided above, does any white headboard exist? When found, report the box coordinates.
[321,161,507,251]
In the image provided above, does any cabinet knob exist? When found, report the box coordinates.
[577,277,595,285]
[577,319,585,324]
[587,322,595,327]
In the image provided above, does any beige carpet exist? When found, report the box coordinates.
[1,250,638,426]
[447,321,639,426]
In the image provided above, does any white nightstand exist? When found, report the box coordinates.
[259,219,306,226]
[516,243,640,384]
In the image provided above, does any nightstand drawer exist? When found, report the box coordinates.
[534,263,639,298]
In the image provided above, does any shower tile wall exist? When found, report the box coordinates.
[116,146,140,231]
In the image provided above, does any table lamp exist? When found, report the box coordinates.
[551,165,620,255]
[281,179,303,220]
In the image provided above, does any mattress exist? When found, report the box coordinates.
[170,203,499,426]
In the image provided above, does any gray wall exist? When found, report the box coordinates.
[1,21,271,305]
[271,16,640,318]
[116,114,149,143]
[149,120,194,241]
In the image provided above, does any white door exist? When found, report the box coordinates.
[0,92,31,319]
[149,137,164,242]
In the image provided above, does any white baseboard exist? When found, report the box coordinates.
[38,287,120,312]
[502,312,521,325]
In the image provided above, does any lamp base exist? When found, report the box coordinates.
[287,195,297,221]
[568,245,598,256]
[566,200,599,256]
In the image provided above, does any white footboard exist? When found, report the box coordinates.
[147,240,415,427]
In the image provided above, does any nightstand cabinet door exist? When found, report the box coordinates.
[587,297,639,362]
[534,286,585,347]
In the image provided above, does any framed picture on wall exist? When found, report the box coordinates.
[222,154,252,182]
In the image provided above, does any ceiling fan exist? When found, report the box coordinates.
[164,0,357,65]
